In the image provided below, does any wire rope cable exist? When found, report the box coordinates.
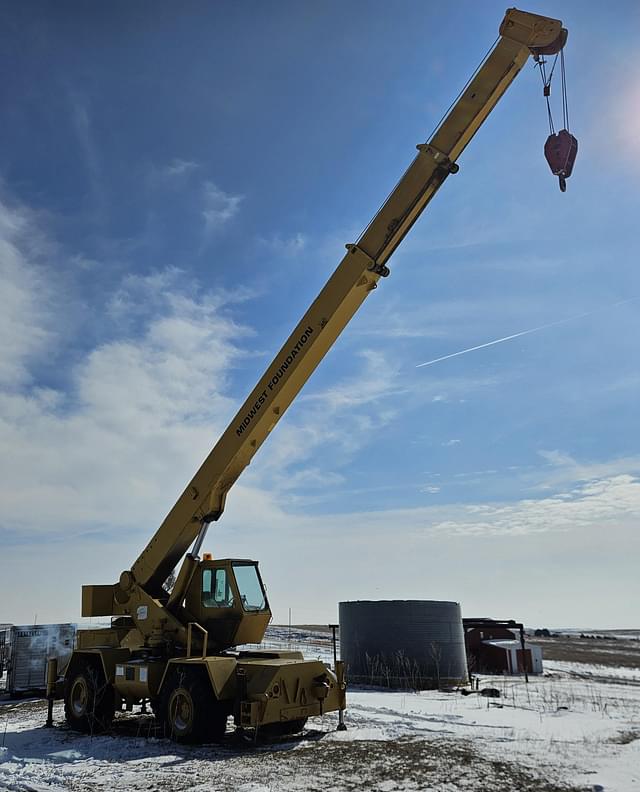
[356,35,500,248]
[536,52,559,135]
[560,47,570,131]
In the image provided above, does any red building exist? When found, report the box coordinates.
[463,619,543,676]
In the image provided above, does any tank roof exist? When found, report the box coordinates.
[339,599,460,606]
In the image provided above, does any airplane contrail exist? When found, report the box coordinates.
[415,298,635,369]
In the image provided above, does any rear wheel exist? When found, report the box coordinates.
[159,668,227,743]
[64,658,115,734]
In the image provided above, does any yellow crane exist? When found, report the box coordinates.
[64,8,568,742]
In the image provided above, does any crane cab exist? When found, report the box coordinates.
[184,558,271,650]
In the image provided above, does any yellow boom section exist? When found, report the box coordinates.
[133,8,566,592]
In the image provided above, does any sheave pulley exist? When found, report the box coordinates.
[534,40,577,192]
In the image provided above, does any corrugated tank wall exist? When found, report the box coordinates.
[339,600,468,689]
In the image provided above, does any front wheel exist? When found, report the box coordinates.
[64,659,115,734]
[159,668,227,743]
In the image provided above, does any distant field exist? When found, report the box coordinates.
[528,633,640,669]
[285,624,640,670]
[275,624,334,633]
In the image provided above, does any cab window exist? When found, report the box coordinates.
[202,568,234,608]
[233,564,267,611]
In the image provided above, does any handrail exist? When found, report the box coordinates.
[186,622,208,659]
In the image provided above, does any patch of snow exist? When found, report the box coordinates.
[544,659,640,682]
[1,637,640,791]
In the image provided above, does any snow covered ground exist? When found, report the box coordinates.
[544,659,640,684]
[1,660,639,792]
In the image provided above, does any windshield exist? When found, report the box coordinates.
[233,564,267,612]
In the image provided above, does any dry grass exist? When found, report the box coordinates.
[608,729,640,745]
[282,738,582,792]
[528,634,640,668]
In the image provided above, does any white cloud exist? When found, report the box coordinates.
[69,253,99,271]
[108,268,259,328]
[300,348,405,413]
[6,461,637,625]
[426,474,640,537]
[146,159,200,189]
[275,468,345,492]
[245,346,506,505]
[213,463,640,626]
[253,347,405,488]
[536,449,640,489]
[143,167,243,237]
[0,198,55,388]
[0,254,251,544]
[0,195,273,626]
[202,181,243,234]
[539,449,576,468]
[164,158,199,178]
[259,233,307,257]
[69,95,103,208]
[0,200,405,569]
[353,293,596,348]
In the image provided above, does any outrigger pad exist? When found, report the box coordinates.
[544,129,578,182]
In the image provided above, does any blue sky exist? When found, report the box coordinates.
[1,0,639,629]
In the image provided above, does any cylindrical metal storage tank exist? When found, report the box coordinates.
[339,600,468,689]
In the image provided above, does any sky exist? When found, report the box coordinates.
[1,0,639,631]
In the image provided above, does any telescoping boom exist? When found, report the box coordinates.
[70,8,569,743]
[131,8,568,596]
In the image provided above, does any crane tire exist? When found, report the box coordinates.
[160,667,227,744]
[64,657,115,734]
